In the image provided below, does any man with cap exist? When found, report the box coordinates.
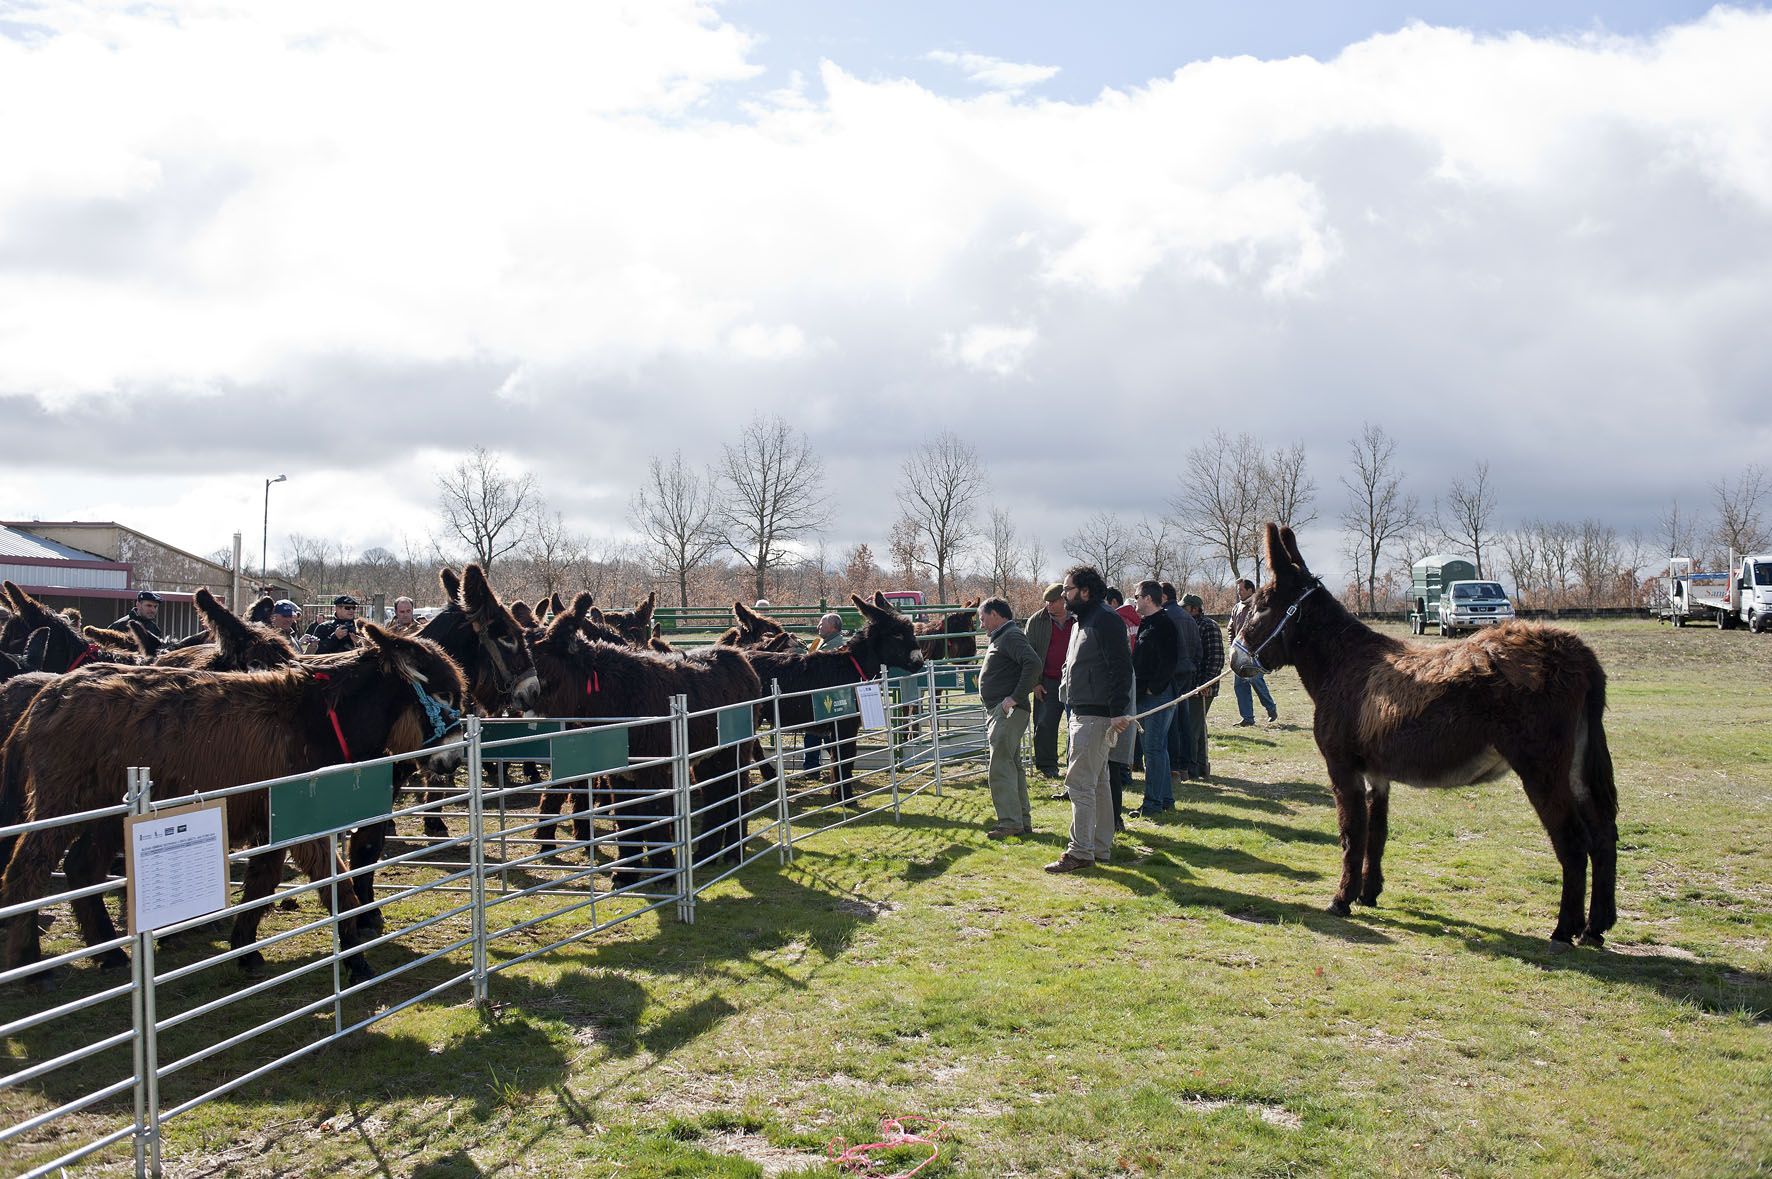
[1182,593,1225,779]
[977,596,1041,838]
[801,611,849,776]
[110,590,164,641]
[268,599,316,651]
[1025,583,1073,780]
[308,594,361,654]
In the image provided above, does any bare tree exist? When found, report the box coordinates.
[436,447,535,572]
[985,507,1020,595]
[1175,431,1265,582]
[630,452,723,607]
[522,509,584,602]
[1132,515,1181,582]
[1657,497,1698,564]
[1711,463,1769,558]
[1440,460,1498,577]
[1023,535,1047,589]
[1261,442,1319,534]
[894,433,987,602]
[1573,518,1622,612]
[886,517,925,586]
[718,415,829,602]
[1498,527,1540,607]
[841,543,880,595]
[1063,511,1137,589]
[1339,423,1419,616]
[1533,519,1578,610]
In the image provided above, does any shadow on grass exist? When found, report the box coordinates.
[1194,774,1336,810]
[1092,857,1394,945]
[1368,902,1772,1020]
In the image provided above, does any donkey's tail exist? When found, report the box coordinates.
[1584,668,1617,825]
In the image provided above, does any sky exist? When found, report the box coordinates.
[2,1,1769,587]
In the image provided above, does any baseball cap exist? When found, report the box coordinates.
[273,599,299,617]
[333,594,358,607]
[1043,583,1064,603]
[1181,593,1205,609]
[136,590,161,603]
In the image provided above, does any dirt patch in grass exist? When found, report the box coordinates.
[701,1128,829,1176]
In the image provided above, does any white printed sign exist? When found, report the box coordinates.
[125,800,230,935]
[855,681,887,731]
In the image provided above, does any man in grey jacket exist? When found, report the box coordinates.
[1024,584,1072,779]
[1046,565,1134,873]
[977,597,1042,838]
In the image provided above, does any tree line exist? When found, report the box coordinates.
[247,417,1768,620]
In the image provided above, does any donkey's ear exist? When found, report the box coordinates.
[24,627,50,671]
[511,601,536,627]
[533,597,549,619]
[462,564,493,613]
[62,609,82,628]
[1263,524,1292,579]
[247,596,276,624]
[852,593,888,622]
[588,606,606,626]
[634,593,654,628]
[196,587,257,659]
[873,591,891,610]
[82,624,128,649]
[734,600,758,625]
[127,619,163,657]
[439,567,461,603]
[551,593,567,617]
[1278,526,1310,575]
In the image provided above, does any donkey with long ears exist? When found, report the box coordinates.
[916,598,981,662]
[2,582,140,674]
[528,593,764,872]
[0,624,467,985]
[1230,524,1618,947]
[741,593,926,803]
[716,600,803,651]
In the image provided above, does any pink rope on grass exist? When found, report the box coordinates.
[827,1115,946,1178]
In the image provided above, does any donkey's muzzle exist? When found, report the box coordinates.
[511,670,540,709]
[1229,642,1264,679]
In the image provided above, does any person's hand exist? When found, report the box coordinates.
[1033,682,1046,702]
[1110,715,1133,735]
[1001,698,1015,716]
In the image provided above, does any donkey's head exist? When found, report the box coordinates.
[848,593,925,673]
[527,593,607,716]
[918,602,979,661]
[157,588,296,671]
[419,564,539,712]
[1231,524,1324,679]
[719,600,793,648]
[315,624,469,776]
[5,582,125,672]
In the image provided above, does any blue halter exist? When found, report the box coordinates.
[413,681,464,745]
[1231,580,1321,677]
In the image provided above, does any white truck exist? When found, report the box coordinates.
[1657,553,1772,632]
[1437,579,1516,637]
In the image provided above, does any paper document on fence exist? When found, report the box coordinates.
[855,681,887,730]
[125,800,229,934]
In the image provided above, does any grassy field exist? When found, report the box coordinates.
[6,619,1771,1177]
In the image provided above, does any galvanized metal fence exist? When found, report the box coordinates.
[0,657,988,1177]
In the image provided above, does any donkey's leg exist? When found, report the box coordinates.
[833,722,860,804]
[693,748,741,866]
[229,848,289,975]
[536,784,567,852]
[291,838,374,983]
[348,822,388,936]
[1358,777,1391,907]
[1576,793,1618,946]
[1520,778,1587,945]
[2,823,82,980]
[64,822,129,970]
[1325,761,1368,916]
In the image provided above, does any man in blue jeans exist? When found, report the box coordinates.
[1159,582,1200,784]
[1228,578,1278,726]
[1130,580,1180,815]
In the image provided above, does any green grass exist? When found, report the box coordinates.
[4,620,1770,1176]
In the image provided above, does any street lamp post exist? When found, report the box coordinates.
[262,475,287,580]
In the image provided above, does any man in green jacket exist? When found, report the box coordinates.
[978,597,1042,838]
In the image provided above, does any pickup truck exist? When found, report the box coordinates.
[1437,580,1517,637]
[1659,553,1772,632]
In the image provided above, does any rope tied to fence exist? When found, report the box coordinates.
[828,1114,946,1178]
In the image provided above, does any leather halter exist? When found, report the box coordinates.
[64,642,102,673]
[1231,580,1322,676]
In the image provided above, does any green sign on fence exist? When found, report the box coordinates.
[930,667,980,692]
[489,719,565,762]
[553,727,630,781]
[812,686,859,722]
[717,705,755,746]
[269,761,395,844]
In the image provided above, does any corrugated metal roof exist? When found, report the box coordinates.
[0,525,110,562]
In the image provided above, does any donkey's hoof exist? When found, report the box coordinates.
[345,956,375,985]
[1546,936,1575,953]
[1578,931,1606,949]
[357,909,385,937]
[237,950,268,976]
[422,818,448,838]
[1357,892,1382,907]
[278,897,300,912]
[98,948,129,971]
[1327,899,1352,917]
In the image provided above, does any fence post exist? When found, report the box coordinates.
[884,668,900,820]
[771,679,792,863]
[671,695,696,924]
[126,767,159,1179]
[329,831,343,1033]
[465,715,489,1006]
[927,663,944,798]
[136,770,164,1179]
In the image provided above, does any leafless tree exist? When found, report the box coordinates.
[1573,518,1622,613]
[887,517,926,586]
[1132,516,1182,583]
[718,415,829,602]
[435,447,535,572]
[1533,518,1577,610]
[1657,497,1698,565]
[1023,536,1047,589]
[630,451,723,608]
[1339,423,1419,616]
[1710,463,1769,558]
[985,507,1020,595]
[1498,527,1540,607]
[1063,511,1137,590]
[522,509,584,602]
[1261,442,1318,537]
[1439,460,1498,577]
[894,433,987,602]
[1175,430,1265,581]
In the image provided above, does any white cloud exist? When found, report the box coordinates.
[925,49,1061,93]
[942,324,1037,377]
[2,6,1771,577]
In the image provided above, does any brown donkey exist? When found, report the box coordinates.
[1230,524,1618,948]
[0,624,466,984]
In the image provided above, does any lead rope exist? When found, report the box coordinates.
[828,1115,945,1178]
[309,672,354,761]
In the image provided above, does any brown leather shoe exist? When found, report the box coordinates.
[987,823,1023,840]
[1043,853,1093,873]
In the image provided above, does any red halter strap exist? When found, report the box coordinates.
[310,672,353,761]
[65,643,102,673]
[848,653,868,682]
[585,670,600,697]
